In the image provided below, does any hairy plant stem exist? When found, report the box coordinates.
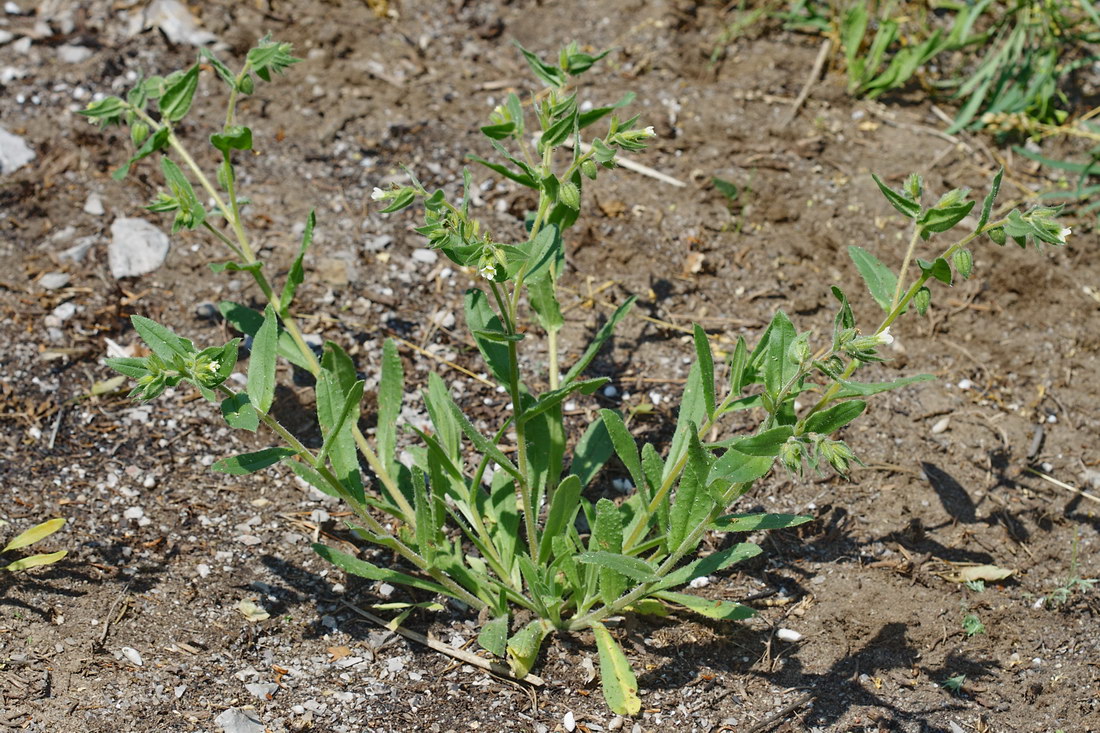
[216,385,484,610]
[137,105,417,526]
[890,227,922,312]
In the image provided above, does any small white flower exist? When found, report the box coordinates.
[208,361,220,372]
[877,327,894,345]
[478,262,497,280]
[371,187,386,201]
[643,126,655,137]
[1058,227,1071,242]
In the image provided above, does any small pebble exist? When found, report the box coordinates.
[776,628,803,642]
[411,248,438,264]
[689,576,711,589]
[83,193,105,216]
[931,416,950,434]
[121,646,144,666]
[38,271,70,290]
[957,378,972,390]
[602,385,618,398]
[563,711,576,732]
[244,682,278,700]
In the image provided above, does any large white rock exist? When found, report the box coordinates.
[109,218,170,279]
[0,126,34,175]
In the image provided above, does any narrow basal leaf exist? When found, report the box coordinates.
[664,362,706,482]
[312,543,451,596]
[592,623,641,716]
[712,513,813,532]
[654,591,754,621]
[599,410,646,496]
[577,551,660,582]
[693,324,716,419]
[4,551,67,572]
[211,447,297,475]
[848,246,898,313]
[667,426,714,551]
[592,498,625,605]
[570,415,613,488]
[538,474,582,563]
[316,380,365,465]
[761,310,798,405]
[656,542,762,590]
[727,335,749,396]
[247,304,278,415]
[562,296,636,384]
[725,426,794,456]
[377,339,403,468]
[2,518,65,553]
[834,373,934,397]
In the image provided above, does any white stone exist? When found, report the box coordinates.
[123,506,144,520]
[244,682,278,700]
[38,271,70,290]
[930,417,950,434]
[411,247,438,264]
[141,0,217,47]
[563,711,576,732]
[776,628,803,643]
[0,30,13,44]
[0,126,34,175]
[57,44,92,64]
[120,646,144,666]
[109,218,170,278]
[214,707,265,733]
[83,193,105,216]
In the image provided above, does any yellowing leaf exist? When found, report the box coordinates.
[237,599,270,622]
[593,622,641,715]
[943,564,1015,584]
[4,550,67,572]
[2,518,65,553]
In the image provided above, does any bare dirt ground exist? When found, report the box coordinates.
[1,1,1098,732]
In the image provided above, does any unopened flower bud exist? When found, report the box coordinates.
[952,248,973,279]
[914,287,931,316]
[778,439,803,476]
[820,439,856,475]
[787,333,811,366]
[237,74,254,95]
[558,181,580,210]
[988,227,1007,246]
[581,159,598,180]
[131,121,150,147]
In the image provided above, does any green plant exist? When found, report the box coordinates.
[962,612,985,636]
[1048,530,1097,606]
[83,37,1066,715]
[1,518,67,572]
[942,673,967,693]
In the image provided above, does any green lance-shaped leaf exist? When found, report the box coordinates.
[158,63,200,122]
[707,447,773,486]
[871,173,921,219]
[465,289,513,385]
[761,310,798,407]
[599,410,646,498]
[221,392,259,431]
[478,614,509,658]
[592,622,642,716]
[721,426,794,456]
[712,513,813,533]
[848,246,898,313]
[279,209,314,315]
[218,301,313,370]
[917,257,953,285]
[802,400,866,435]
[160,156,205,232]
[506,619,553,679]
[445,394,522,482]
[570,415,613,488]
[664,361,706,483]
[247,304,279,415]
[312,543,451,597]
[667,426,715,552]
[693,324,716,419]
[653,591,754,621]
[562,296,636,384]
[2,518,65,553]
[591,498,626,605]
[538,474,582,563]
[514,41,566,89]
[316,380,365,466]
[199,48,236,88]
[577,551,660,582]
[833,373,934,397]
[131,315,192,362]
[113,125,170,180]
[377,339,404,470]
[528,277,564,335]
[5,551,68,572]
[211,447,297,475]
[727,335,750,396]
[976,167,1003,231]
[655,541,762,591]
[918,200,975,239]
[316,343,364,502]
